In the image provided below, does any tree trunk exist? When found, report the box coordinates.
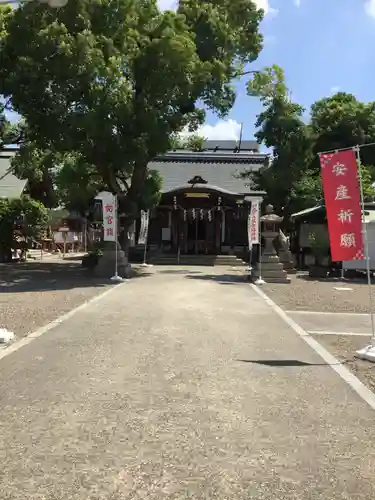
[120,221,132,258]
[119,160,148,256]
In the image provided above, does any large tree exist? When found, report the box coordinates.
[246,65,314,217]
[0,0,264,250]
[0,195,48,262]
[246,70,375,215]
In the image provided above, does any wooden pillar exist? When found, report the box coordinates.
[215,211,221,251]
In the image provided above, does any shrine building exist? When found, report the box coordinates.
[135,140,268,259]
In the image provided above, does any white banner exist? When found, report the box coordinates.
[248,201,260,246]
[138,210,150,245]
[102,194,116,242]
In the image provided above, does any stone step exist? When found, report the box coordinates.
[149,254,247,267]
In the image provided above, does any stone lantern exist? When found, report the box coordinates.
[252,205,290,284]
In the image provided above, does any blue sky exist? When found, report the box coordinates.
[6,0,375,143]
[160,0,375,141]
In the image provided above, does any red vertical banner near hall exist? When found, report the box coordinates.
[319,149,364,262]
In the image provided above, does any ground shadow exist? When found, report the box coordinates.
[0,261,123,293]
[185,273,248,285]
[238,359,345,367]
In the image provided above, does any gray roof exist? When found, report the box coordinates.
[204,139,259,152]
[149,153,267,194]
[0,149,27,199]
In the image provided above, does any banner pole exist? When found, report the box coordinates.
[355,147,375,358]
[111,195,123,282]
[317,140,375,156]
[248,244,253,272]
[254,203,264,285]
[140,210,152,268]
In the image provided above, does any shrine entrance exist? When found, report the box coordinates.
[153,177,254,257]
[183,209,217,254]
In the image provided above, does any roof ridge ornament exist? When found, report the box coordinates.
[187,175,207,185]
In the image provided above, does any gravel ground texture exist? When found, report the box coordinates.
[0,259,114,339]
[2,266,375,499]
[311,334,375,392]
[263,274,375,313]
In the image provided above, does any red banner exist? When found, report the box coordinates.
[319,149,364,262]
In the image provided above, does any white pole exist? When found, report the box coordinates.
[84,220,87,253]
[248,244,253,272]
[255,238,265,285]
[355,147,375,360]
[111,195,123,282]
[141,211,150,267]
[142,235,147,265]
[115,199,118,275]
[255,204,265,285]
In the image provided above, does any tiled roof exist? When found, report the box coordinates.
[0,149,27,199]
[149,153,267,194]
[203,139,259,151]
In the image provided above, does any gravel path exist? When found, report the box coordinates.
[1,266,375,499]
[263,274,375,313]
[0,260,113,338]
[310,334,375,392]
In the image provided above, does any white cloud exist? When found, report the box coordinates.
[158,0,277,16]
[365,0,375,18]
[294,0,301,6]
[181,119,242,141]
[253,0,278,16]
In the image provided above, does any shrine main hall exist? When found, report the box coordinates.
[133,140,268,260]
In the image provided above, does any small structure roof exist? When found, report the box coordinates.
[0,148,27,199]
[292,202,375,223]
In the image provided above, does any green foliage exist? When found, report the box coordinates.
[359,164,375,201]
[310,93,375,164]
[0,0,264,240]
[245,65,313,216]
[171,134,206,151]
[0,196,48,255]
[247,64,288,104]
[54,153,103,214]
[11,143,59,208]
[245,77,375,216]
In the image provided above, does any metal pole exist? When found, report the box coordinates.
[141,211,149,267]
[110,195,123,282]
[356,147,375,345]
[318,141,375,156]
[143,236,147,265]
[115,196,118,276]
[84,220,87,253]
[195,211,198,254]
[255,231,265,284]
[248,245,253,271]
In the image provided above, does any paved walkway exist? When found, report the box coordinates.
[1,266,375,499]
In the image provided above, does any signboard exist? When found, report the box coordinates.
[138,210,150,245]
[319,149,364,261]
[248,201,260,246]
[102,194,116,242]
